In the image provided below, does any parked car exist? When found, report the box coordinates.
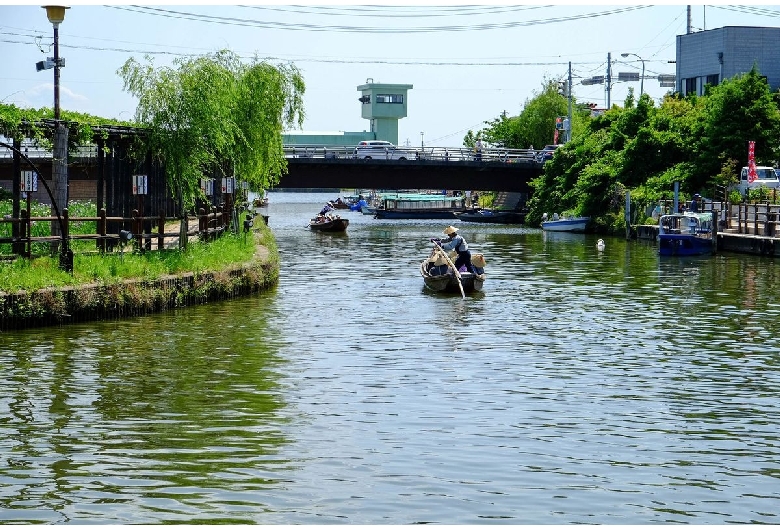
[733,166,780,197]
[536,144,559,163]
[354,140,411,160]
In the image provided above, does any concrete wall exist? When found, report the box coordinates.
[677,26,780,95]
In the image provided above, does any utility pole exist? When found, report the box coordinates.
[567,61,573,143]
[606,52,612,109]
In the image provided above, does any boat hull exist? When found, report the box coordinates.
[658,234,713,256]
[420,261,484,293]
[309,218,349,232]
[455,210,524,224]
[375,209,460,219]
[658,212,714,256]
[541,217,590,232]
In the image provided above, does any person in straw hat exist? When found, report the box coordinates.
[433,225,475,274]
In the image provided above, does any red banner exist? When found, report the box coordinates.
[748,141,757,183]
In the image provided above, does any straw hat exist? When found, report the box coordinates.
[443,226,459,235]
[428,252,448,266]
[471,253,486,268]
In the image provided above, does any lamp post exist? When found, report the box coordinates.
[621,52,645,96]
[42,5,71,270]
[43,5,68,119]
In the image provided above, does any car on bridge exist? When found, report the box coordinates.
[354,140,414,161]
[536,144,560,164]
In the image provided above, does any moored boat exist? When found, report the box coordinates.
[658,212,714,256]
[373,192,468,219]
[420,247,486,294]
[455,209,524,224]
[541,215,590,232]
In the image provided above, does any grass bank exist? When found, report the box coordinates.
[0,221,279,330]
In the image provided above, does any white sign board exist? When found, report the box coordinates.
[200,178,214,196]
[132,174,148,195]
[21,170,38,192]
[222,177,235,194]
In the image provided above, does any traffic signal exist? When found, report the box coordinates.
[557,80,569,97]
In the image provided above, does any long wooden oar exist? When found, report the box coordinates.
[433,242,465,299]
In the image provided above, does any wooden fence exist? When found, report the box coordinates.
[0,205,228,258]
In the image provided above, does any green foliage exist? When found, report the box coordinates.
[525,66,780,230]
[690,67,780,189]
[0,102,132,148]
[466,78,577,149]
[118,50,305,209]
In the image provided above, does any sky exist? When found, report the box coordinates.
[2,2,779,148]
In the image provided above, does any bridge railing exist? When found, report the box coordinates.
[283,145,539,163]
[1,143,541,164]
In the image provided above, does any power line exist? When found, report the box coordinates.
[237,4,554,19]
[107,5,652,34]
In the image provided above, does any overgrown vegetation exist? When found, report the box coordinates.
[470,67,780,231]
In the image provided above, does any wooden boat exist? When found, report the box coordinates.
[455,209,524,224]
[373,192,468,219]
[308,214,349,232]
[420,248,486,294]
[541,216,590,232]
[658,212,714,256]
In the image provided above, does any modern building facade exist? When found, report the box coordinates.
[676,26,780,96]
[283,79,413,147]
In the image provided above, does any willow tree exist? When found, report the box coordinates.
[118,49,305,210]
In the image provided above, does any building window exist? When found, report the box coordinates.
[376,94,404,104]
[705,74,719,86]
[684,77,697,95]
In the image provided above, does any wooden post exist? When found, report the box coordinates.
[753,203,758,235]
[132,209,141,253]
[712,209,718,254]
[158,211,165,250]
[20,209,30,258]
[98,208,107,253]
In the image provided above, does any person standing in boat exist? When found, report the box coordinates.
[689,193,701,213]
[434,226,475,274]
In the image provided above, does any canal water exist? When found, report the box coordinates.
[1,192,779,524]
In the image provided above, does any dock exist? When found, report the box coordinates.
[636,201,780,257]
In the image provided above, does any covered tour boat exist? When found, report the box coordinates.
[658,212,714,256]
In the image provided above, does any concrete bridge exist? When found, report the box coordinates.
[279,145,542,193]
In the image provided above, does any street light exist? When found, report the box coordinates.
[621,52,645,97]
[43,5,69,120]
[42,5,71,270]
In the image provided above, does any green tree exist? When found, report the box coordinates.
[467,79,574,149]
[692,67,780,190]
[118,50,305,209]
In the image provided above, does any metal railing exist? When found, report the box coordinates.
[2,143,542,164]
[283,145,540,163]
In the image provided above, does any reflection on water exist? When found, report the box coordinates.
[1,192,779,524]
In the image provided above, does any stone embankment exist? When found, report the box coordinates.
[0,230,279,331]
